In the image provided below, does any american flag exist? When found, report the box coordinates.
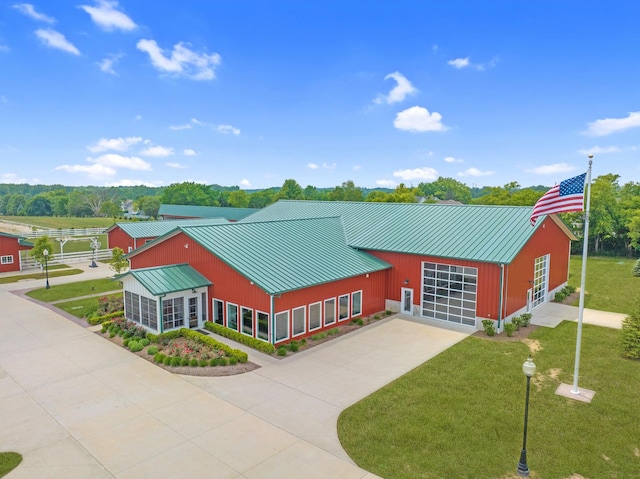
[530,173,586,226]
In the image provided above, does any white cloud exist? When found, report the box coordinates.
[307,163,319,169]
[322,162,336,170]
[191,118,204,125]
[394,106,447,132]
[444,156,463,163]
[170,123,192,131]
[458,167,495,177]
[393,167,438,181]
[1,173,27,183]
[35,29,80,55]
[584,111,640,137]
[239,179,251,187]
[88,136,142,152]
[166,162,188,169]
[524,163,578,175]
[105,179,162,187]
[96,53,122,74]
[376,179,397,188]
[217,124,240,135]
[56,163,116,178]
[13,3,55,23]
[79,0,136,31]
[374,72,417,105]
[89,153,151,170]
[136,39,221,80]
[183,148,196,156]
[448,57,469,69]
[578,145,621,155]
[139,145,174,157]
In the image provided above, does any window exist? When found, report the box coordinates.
[309,302,321,331]
[227,303,238,331]
[324,298,336,326]
[422,262,477,326]
[338,294,350,321]
[1,255,14,265]
[257,311,269,341]
[140,296,157,330]
[213,299,224,325]
[292,307,305,336]
[275,311,289,342]
[163,297,184,330]
[351,291,362,317]
[241,307,253,336]
[132,293,141,324]
[124,291,134,321]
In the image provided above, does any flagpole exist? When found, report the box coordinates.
[571,157,593,395]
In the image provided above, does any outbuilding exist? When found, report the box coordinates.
[0,232,33,273]
[120,200,575,344]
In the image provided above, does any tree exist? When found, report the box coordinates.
[228,190,250,208]
[276,179,303,200]
[5,194,27,215]
[589,174,622,254]
[100,200,121,218]
[419,177,472,203]
[248,188,278,208]
[109,247,129,275]
[365,190,391,202]
[134,196,161,218]
[160,182,219,206]
[31,236,55,265]
[620,301,640,359]
[67,191,93,217]
[329,180,364,202]
[386,183,421,203]
[25,194,53,216]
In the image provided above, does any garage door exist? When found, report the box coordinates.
[422,261,477,327]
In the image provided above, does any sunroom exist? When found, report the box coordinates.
[118,264,212,334]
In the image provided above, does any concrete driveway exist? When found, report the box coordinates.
[0,268,470,479]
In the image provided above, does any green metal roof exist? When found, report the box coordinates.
[179,217,391,295]
[158,204,257,221]
[118,263,212,296]
[107,218,228,238]
[242,200,554,264]
[0,231,33,247]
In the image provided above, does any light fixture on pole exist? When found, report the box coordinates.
[43,248,50,289]
[517,356,536,477]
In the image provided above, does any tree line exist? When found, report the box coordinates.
[0,174,638,256]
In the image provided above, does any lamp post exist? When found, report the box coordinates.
[517,356,536,477]
[43,248,50,289]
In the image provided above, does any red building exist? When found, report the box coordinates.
[0,232,33,273]
[120,201,574,345]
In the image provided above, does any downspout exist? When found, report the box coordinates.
[270,294,275,345]
[497,264,505,330]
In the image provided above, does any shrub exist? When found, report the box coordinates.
[554,291,567,302]
[310,332,328,341]
[277,346,288,356]
[511,316,523,330]
[288,340,299,352]
[216,357,227,366]
[147,345,159,355]
[328,328,340,336]
[123,331,133,339]
[203,322,275,355]
[88,311,125,326]
[171,357,181,367]
[504,323,517,337]
[109,331,116,338]
[620,305,640,359]
[633,259,640,277]
[129,341,143,353]
[229,356,238,365]
[300,338,307,346]
[163,356,172,366]
[564,285,577,294]
[356,318,364,326]
[521,313,532,327]
[140,338,150,347]
[181,357,190,366]
[482,319,496,336]
[209,358,218,367]
[374,315,381,320]
[385,310,393,316]
[153,353,165,363]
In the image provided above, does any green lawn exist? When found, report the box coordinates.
[0,452,22,478]
[339,322,640,479]
[56,293,122,318]
[0,268,83,284]
[569,255,638,314]
[2,216,117,229]
[26,278,120,302]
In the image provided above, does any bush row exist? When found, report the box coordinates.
[149,328,248,363]
[152,352,237,368]
[203,322,276,355]
[554,285,577,302]
[87,311,125,325]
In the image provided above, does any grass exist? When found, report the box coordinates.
[1,216,117,229]
[56,293,122,318]
[569,255,639,314]
[0,452,22,478]
[26,278,119,302]
[0,268,83,284]
[338,322,640,479]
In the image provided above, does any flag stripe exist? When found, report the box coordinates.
[530,173,586,225]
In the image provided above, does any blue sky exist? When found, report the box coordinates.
[1,1,639,190]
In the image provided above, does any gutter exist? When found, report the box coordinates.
[270,294,275,345]
[497,264,505,330]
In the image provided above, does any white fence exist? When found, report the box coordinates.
[22,227,106,238]
[22,249,113,269]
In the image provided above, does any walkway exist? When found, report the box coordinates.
[0,267,470,479]
[531,302,627,329]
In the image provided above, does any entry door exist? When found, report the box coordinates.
[401,288,413,315]
[532,255,549,309]
[188,296,199,328]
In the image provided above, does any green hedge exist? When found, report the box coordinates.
[204,321,276,354]
[149,328,248,363]
[87,311,125,325]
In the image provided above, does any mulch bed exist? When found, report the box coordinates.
[472,324,540,342]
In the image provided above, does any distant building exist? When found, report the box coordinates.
[158,204,257,222]
[0,232,33,273]
[119,200,574,344]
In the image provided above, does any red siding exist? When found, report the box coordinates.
[504,216,571,316]
[368,250,502,320]
[107,227,134,251]
[0,236,30,272]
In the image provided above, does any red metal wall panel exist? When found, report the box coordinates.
[0,236,24,272]
[368,250,502,320]
[107,227,134,251]
[504,216,571,316]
